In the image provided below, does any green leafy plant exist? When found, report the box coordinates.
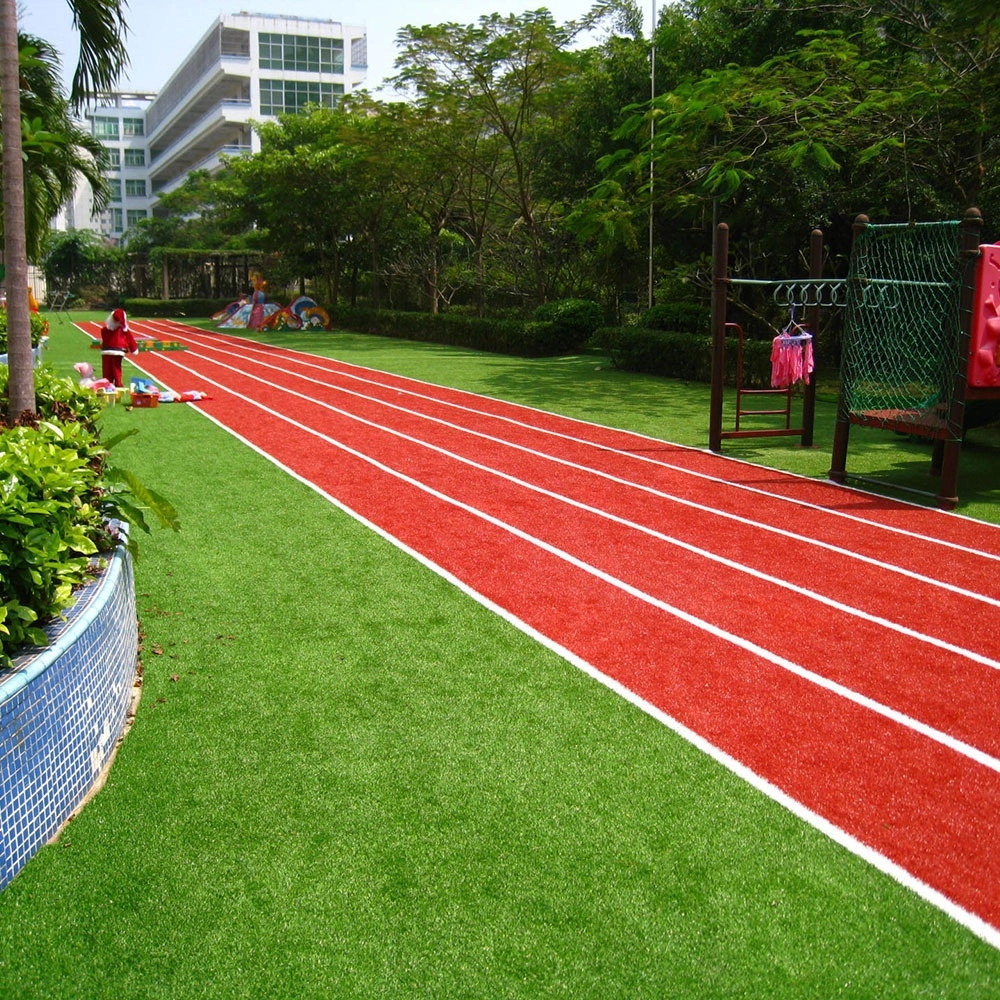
[533,298,604,346]
[0,367,180,666]
[0,420,107,661]
[0,309,49,352]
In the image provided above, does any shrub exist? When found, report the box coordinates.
[125,297,233,318]
[533,299,603,348]
[638,302,711,335]
[324,306,589,357]
[30,366,106,428]
[0,367,180,666]
[0,310,49,353]
[593,325,771,387]
[0,420,110,662]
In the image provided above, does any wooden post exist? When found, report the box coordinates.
[829,213,869,482]
[936,206,983,510]
[800,228,823,447]
[708,222,729,452]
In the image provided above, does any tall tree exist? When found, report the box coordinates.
[392,10,578,304]
[16,33,108,258]
[1,0,129,421]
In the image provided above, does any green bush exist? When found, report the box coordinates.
[533,299,603,348]
[0,419,110,662]
[639,302,711,335]
[325,306,588,357]
[0,310,50,353]
[30,366,106,428]
[593,325,772,387]
[125,297,233,318]
[0,367,180,666]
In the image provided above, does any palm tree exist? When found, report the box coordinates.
[1,0,129,421]
[17,33,110,258]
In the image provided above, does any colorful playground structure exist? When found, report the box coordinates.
[211,275,331,332]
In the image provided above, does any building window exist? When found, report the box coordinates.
[258,33,343,74]
[351,37,367,69]
[104,148,121,170]
[123,148,145,167]
[108,178,122,202]
[125,179,146,198]
[258,32,283,67]
[259,79,343,116]
[111,208,123,232]
[94,117,119,140]
[122,117,144,136]
[126,209,147,228]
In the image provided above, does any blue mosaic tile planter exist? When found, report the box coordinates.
[0,540,138,889]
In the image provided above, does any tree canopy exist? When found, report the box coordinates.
[85,1,1000,317]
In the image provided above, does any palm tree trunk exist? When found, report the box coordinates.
[1,0,36,420]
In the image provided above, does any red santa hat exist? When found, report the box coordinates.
[107,308,129,331]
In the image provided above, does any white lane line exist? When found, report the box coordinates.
[192,399,1000,954]
[164,326,1000,564]
[134,350,1000,775]
[149,337,1000,614]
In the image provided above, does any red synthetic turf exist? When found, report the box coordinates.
[81,320,1000,939]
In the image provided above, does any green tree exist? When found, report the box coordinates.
[16,34,108,259]
[224,103,392,306]
[127,169,249,253]
[392,10,581,304]
[1,0,129,421]
[589,0,999,298]
[41,227,123,294]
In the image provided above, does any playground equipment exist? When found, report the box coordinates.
[47,290,76,323]
[214,290,331,331]
[216,273,279,330]
[711,209,997,510]
[259,295,331,331]
[709,225,838,450]
[828,208,995,510]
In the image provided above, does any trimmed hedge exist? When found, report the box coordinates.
[638,302,711,335]
[593,325,772,387]
[125,297,234,318]
[125,297,604,358]
[533,298,604,341]
[326,304,596,357]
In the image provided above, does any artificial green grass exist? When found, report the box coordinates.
[0,314,997,997]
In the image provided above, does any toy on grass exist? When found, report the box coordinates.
[217,273,279,330]
[157,389,210,403]
[211,296,249,323]
[73,361,113,392]
[90,337,187,352]
[260,295,332,331]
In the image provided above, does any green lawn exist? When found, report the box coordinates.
[0,313,997,998]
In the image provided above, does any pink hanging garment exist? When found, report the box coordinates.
[770,325,813,388]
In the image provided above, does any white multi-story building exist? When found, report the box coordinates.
[59,12,367,242]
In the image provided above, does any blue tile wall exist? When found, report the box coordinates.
[0,543,137,889]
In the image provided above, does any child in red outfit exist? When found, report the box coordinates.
[99,308,138,386]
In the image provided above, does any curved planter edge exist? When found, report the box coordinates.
[0,539,138,890]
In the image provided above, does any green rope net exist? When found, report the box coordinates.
[841,220,965,437]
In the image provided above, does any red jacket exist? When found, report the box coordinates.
[100,323,138,355]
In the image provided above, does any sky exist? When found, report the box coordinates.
[22,0,654,99]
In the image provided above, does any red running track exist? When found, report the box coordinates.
[84,319,1000,947]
